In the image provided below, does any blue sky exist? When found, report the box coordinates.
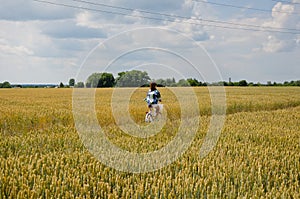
[0,0,299,84]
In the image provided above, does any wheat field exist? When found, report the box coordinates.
[0,87,299,198]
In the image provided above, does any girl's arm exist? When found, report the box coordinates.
[157,90,161,102]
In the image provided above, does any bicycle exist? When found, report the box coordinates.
[145,104,163,123]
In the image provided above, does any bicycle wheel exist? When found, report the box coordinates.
[145,112,153,123]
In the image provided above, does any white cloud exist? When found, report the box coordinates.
[260,2,300,53]
[0,0,299,83]
[0,44,34,56]
[167,19,209,41]
[41,19,107,39]
[262,35,293,53]
[272,2,294,20]
[74,0,211,42]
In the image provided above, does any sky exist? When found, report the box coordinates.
[0,0,299,84]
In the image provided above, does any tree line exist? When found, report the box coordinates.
[70,70,300,88]
[1,70,299,88]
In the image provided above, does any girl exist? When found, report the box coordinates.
[145,82,161,116]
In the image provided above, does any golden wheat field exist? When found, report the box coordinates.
[0,87,299,198]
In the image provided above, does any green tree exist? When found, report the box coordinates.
[222,81,228,86]
[75,82,84,88]
[2,81,12,88]
[86,72,115,88]
[116,71,126,79]
[228,81,235,86]
[86,73,102,88]
[248,82,254,86]
[177,79,189,87]
[155,79,167,87]
[98,73,115,87]
[187,78,200,86]
[59,82,64,88]
[288,80,300,86]
[116,70,150,87]
[165,78,175,87]
[69,78,75,87]
[238,80,248,87]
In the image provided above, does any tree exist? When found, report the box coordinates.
[59,82,64,88]
[2,81,12,88]
[115,71,126,83]
[98,73,115,87]
[177,79,189,87]
[86,73,102,88]
[187,78,200,86]
[165,78,176,87]
[69,78,75,87]
[238,80,248,87]
[86,72,115,88]
[222,81,228,86]
[248,82,254,86]
[155,79,167,87]
[116,70,150,87]
[86,82,91,88]
[75,82,84,88]
[228,81,235,86]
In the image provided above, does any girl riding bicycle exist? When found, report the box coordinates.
[145,82,162,121]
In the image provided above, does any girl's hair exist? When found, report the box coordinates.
[150,82,157,91]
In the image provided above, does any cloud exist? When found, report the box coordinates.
[74,1,211,42]
[72,0,193,28]
[41,19,106,39]
[0,0,299,83]
[262,35,297,53]
[0,20,40,57]
[0,44,34,56]
[167,19,209,41]
[260,2,300,53]
[271,2,294,21]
